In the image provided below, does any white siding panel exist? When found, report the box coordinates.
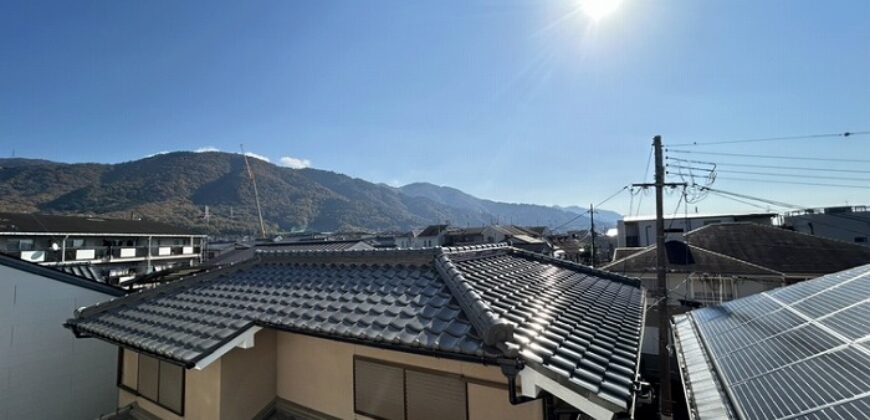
[0,264,118,420]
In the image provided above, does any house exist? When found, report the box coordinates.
[410,224,452,248]
[782,205,870,245]
[603,222,870,376]
[0,212,206,285]
[66,245,646,420]
[0,252,125,419]
[482,225,542,244]
[445,226,487,246]
[672,263,870,420]
[617,212,776,247]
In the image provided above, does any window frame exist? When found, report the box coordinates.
[116,348,186,416]
[352,356,470,420]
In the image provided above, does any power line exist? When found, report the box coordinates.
[712,169,870,183]
[549,186,629,231]
[666,149,870,163]
[702,187,870,237]
[667,157,870,174]
[669,165,870,182]
[707,191,772,211]
[668,131,869,147]
[715,176,870,190]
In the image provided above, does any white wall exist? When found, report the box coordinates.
[0,264,119,420]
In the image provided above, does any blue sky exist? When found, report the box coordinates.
[2,1,868,215]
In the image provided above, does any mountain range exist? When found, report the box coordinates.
[0,152,620,235]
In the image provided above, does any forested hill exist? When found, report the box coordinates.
[0,152,614,235]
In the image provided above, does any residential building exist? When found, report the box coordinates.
[445,226,487,246]
[672,263,870,420]
[66,245,646,420]
[603,222,870,376]
[782,205,870,245]
[0,252,125,419]
[0,212,205,285]
[407,224,451,248]
[617,212,776,248]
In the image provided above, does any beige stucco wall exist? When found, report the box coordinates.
[275,332,544,420]
[220,329,277,420]
[120,329,544,420]
[117,352,222,420]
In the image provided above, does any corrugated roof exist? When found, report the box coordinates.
[673,263,870,420]
[67,245,646,414]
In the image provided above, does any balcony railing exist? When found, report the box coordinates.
[10,245,202,264]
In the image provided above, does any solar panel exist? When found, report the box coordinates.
[677,264,870,420]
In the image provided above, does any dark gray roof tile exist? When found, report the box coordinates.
[67,245,645,414]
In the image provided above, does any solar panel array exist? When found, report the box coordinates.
[687,264,870,420]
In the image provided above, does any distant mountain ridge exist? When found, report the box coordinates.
[0,152,620,235]
[399,183,621,229]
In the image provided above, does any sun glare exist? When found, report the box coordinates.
[581,0,622,21]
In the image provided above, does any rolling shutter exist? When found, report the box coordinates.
[405,370,467,420]
[354,359,405,420]
[137,355,159,401]
[158,361,184,414]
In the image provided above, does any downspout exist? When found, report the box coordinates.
[499,359,540,405]
[61,235,68,263]
[146,236,153,273]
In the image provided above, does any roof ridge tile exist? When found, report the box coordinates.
[434,251,515,350]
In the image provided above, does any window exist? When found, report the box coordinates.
[354,358,467,420]
[118,349,185,415]
[855,237,867,243]
[690,275,735,305]
[66,238,85,248]
[17,239,34,251]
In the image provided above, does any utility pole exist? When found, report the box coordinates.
[589,203,595,268]
[632,135,684,419]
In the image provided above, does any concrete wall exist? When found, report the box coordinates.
[0,264,118,420]
[275,332,544,420]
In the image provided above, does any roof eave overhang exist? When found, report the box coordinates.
[518,365,621,420]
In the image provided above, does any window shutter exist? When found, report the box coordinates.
[354,359,405,420]
[405,370,467,420]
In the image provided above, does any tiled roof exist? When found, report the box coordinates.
[0,212,197,235]
[684,223,870,275]
[67,245,645,413]
[206,240,374,267]
[442,247,645,409]
[604,241,785,277]
[417,224,449,237]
